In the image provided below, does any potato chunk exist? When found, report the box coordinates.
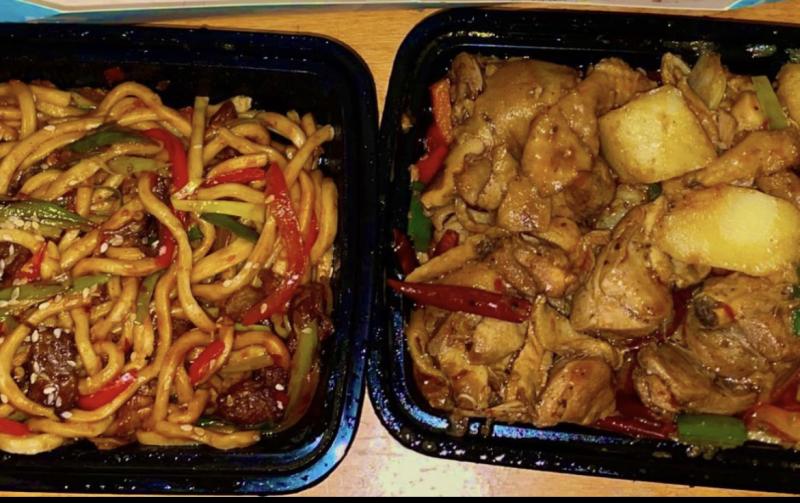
[655,185,800,276]
[599,85,716,183]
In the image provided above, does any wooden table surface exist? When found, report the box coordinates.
[7,0,800,497]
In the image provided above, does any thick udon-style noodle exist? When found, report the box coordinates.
[0,79,337,454]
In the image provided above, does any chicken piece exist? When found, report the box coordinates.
[594,184,647,231]
[449,52,484,124]
[522,108,593,196]
[693,274,800,363]
[570,203,673,339]
[469,317,526,365]
[488,237,576,298]
[408,310,454,411]
[504,322,553,412]
[495,175,552,232]
[535,358,616,427]
[533,297,622,369]
[682,315,771,382]
[560,157,616,223]
[685,129,800,187]
[730,91,768,133]
[777,63,800,125]
[634,343,757,416]
[756,170,800,211]
[456,144,519,211]
[423,59,579,209]
[522,59,654,198]
[426,312,492,411]
[660,53,691,87]
[436,345,492,411]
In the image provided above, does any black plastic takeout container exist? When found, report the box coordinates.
[0,23,378,494]
[370,8,800,493]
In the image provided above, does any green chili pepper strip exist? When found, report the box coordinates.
[286,322,319,416]
[68,126,150,154]
[0,283,65,303]
[407,181,432,252]
[234,323,272,332]
[752,76,788,130]
[136,272,161,323]
[0,200,93,231]
[677,414,747,449]
[70,274,111,292]
[792,308,800,337]
[219,354,275,375]
[0,274,110,303]
[105,156,169,177]
[200,213,260,243]
[187,226,204,242]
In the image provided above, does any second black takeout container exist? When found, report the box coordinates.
[370,7,800,493]
[0,23,378,494]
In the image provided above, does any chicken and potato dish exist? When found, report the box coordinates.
[390,52,800,448]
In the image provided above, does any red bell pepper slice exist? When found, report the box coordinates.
[432,229,459,257]
[387,279,532,323]
[594,416,676,441]
[14,243,46,283]
[0,418,30,437]
[103,66,126,87]
[188,340,225,385]
[142,128,188,192]
[426,123,448,153]
[154,224,176,269]
[202,167,267,188]
[392,228,419,276]
[77,370,138,411]
[416,145,449,185]
[745,404,800,443]
[429,78,453,144]
[240,164,307,326]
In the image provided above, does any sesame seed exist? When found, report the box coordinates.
[33,362,41,374]
[99,242,109,254]
[180,424,193,432]
[82,288,91,299]
[55,397,62,408]
[43,125,56,132]
[30,373,38,384]
[222,279,232,288]
[8,245,14,255]
[0,394,8,404]
[10,287,19,302]
[260,303,267,314]
[31,331,39,343]
[158,245,167,256]
[275,384,285,391]
[61,411,72,419]
[53,328,62,338]
[276,401,284,411]
[38,302,50,310]
[67,360,76,368]
[23,336,30,343]
[43,386,56,395]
